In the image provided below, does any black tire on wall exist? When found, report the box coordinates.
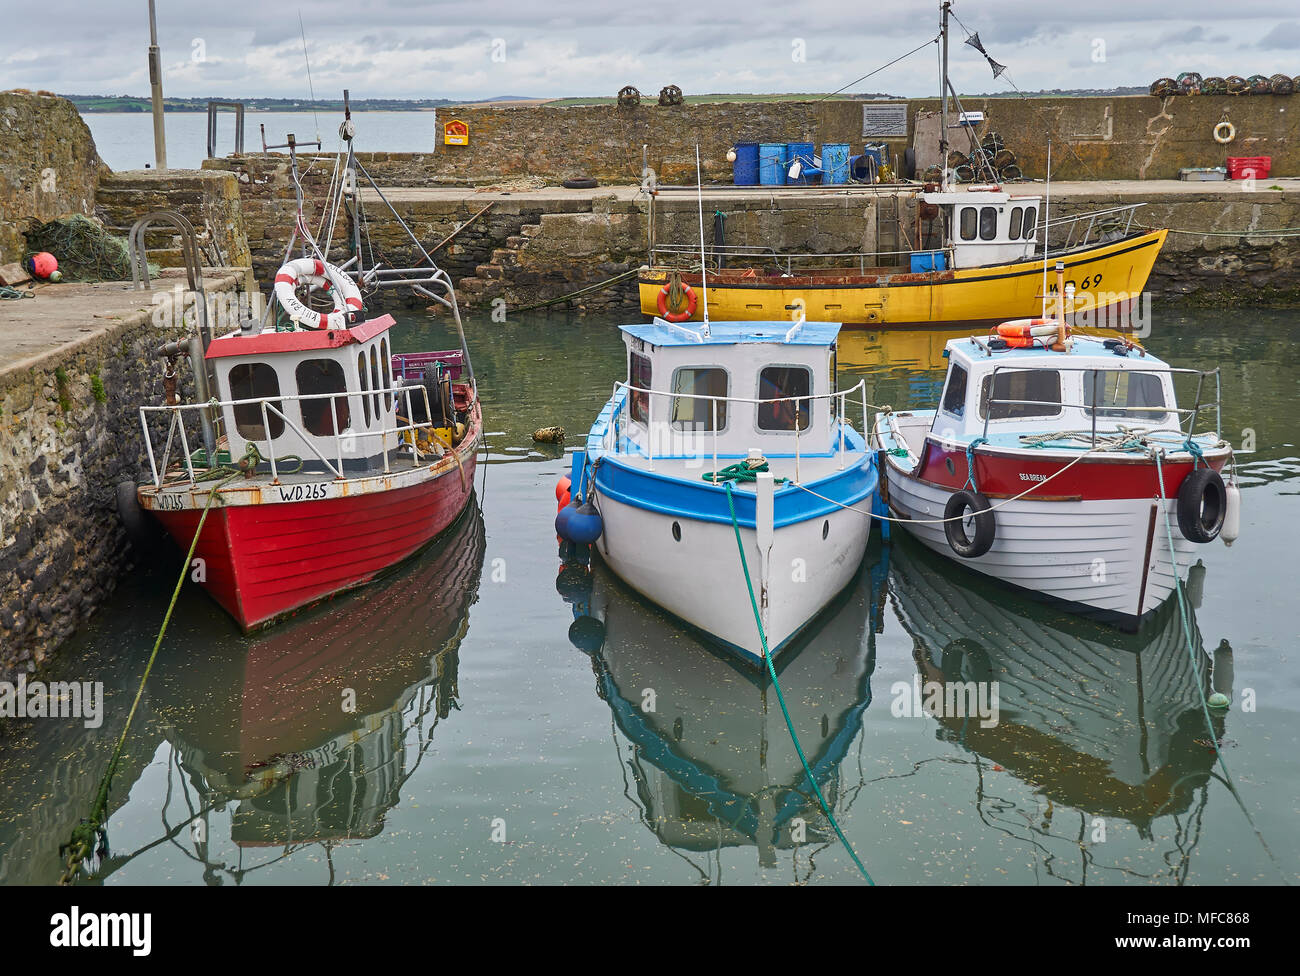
[1177,467,1226,543]
[944,489,995,558]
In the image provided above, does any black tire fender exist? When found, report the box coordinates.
[1177,467,1226,543]
[944,489,995,558]
[562,177,598,189]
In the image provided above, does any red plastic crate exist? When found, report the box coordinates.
[1227,156,1271,180]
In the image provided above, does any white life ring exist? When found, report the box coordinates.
[273,257,364,330]
[1213,121,1235,145]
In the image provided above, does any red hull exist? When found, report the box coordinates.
[154,450,478,631]
[914,439,1227,500]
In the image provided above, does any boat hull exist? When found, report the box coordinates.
[880,447,1222,629]
[145,423,479,632]
[593,484,872,664]
[639,231,1166,328]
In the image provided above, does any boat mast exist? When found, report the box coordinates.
[939,1,950,191]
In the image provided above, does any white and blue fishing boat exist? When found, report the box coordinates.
[558,316,881,665]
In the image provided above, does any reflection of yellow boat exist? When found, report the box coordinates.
[641,191,1166,329]
[836,324,1138,373]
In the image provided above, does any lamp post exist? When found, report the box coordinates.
[147,0,167,170]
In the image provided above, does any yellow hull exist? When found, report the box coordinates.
[639,230,1167,328]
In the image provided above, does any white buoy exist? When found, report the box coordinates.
[1222,481,1241,546]
[1208,692,1230,709]
[726,147,737,163]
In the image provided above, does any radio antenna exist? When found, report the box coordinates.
[695,144,711,337]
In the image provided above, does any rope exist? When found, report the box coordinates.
[59,471,239,884]
[0,285,34,300]
[508,269,639,314]
[722,482,875,884]
[701,457,786,485]
[963,437,987,491]
[1150,449,1285,879]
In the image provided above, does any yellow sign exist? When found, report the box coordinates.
[444,119,469,146]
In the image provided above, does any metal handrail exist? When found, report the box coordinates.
[978,363,1222,445]
[604,379,869,481]
[138,381,448,488]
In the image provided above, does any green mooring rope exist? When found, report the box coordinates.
[722,482,875,884]
[59,472,239,884]
[702,458,786,485]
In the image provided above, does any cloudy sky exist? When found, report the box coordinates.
[3,0,1298,100]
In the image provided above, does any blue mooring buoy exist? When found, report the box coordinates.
[555,498,603,545]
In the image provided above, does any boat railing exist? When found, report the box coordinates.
[604,378,869,483]
[980,363,1222,447]
[1040,203,1145,256]
[139,382,450,489]
[650,243,921,275]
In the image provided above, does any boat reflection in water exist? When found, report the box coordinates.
[143,503,485,879]
[888,536,1231,880]
[557,541,889,878]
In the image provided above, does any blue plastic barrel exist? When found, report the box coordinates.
[822,143,850,184]
[784,142,815,184]
[910,251,948,273]
[731,142,760,185]
[758,143,785,185]
[848,154,876,182]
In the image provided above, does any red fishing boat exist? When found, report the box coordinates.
[122,106,482,631]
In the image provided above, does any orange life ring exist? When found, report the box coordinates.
[997,318,1057,339]
[657,282,697,322]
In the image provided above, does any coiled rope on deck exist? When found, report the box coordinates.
[722,482,875,884]
[59,472,239,884]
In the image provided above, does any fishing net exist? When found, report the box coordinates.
[22,214,156,283]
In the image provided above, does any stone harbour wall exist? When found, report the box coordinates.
[0,91,107,265]
[0,273,246,676]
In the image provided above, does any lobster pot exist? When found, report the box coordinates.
[785,142,815,184]
[821,143,850,184]
[731,142,760,185]
[758,143,786,185]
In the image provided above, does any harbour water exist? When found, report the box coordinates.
[0,307,1295,885]
[83,111,441,172]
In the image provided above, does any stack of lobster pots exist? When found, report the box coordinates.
[1151,72,1299,96]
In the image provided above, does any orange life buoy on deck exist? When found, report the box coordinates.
[997,318,1058,339]
[657,282,698,323]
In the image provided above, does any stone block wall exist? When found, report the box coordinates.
[95,169,252,272]
[0,91,107,264]
[0,273,246,676]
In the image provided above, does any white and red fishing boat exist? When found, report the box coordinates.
[121,106,482,631]
[872,315,1241,630]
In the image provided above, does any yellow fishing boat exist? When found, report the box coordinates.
[641,191,1166,331]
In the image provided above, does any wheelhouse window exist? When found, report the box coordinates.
[380,338,393,411]
[941,363,968,417]
[1023,207,1037,240]
[758,366,811,431]
[357,352,371,427]
[979,207,998,241]
[369,345,382,419]
[630,352,652,425]
[1082,369,1168,422]
[959,207,977,241]
[1008,207,1023,240]
[228,363,284,440]
[296,359,349,437]
[979,369,1062,420]
[671,367,728,430]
